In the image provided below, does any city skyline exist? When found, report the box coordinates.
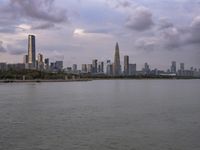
[0,34,200,74]
[0,0,200,70]
[0,33,199,77]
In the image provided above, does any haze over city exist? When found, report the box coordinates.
[0,0,200,70]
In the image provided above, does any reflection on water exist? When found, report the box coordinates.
[0,80,200,150]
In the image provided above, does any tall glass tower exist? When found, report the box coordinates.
[113,42,121,76]
[124,55,129,76]
[28,35,36,68]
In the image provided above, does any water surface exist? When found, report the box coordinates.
[0,80,200,150]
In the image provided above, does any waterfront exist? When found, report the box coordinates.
[0,80,200,150]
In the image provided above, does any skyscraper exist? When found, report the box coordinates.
[37,53,44,70]
[28,35,36,68]
[55,61,63,71]
[44,58,49,71]
[143,62,150,75]
[113,42,121,76]
[171,61,176,73]
[92,59,98,73]
[124,55,129,76]
[129,64,136,75]
[178,62,185,76]
[82,64,87,73]
[98,61,104,73]
[72,64,77,72]
[180,63,184,71]
[87,64,93,73]
[23,55,28,64]
[107,64,113,75]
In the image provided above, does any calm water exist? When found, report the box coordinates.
[0,80,200,150]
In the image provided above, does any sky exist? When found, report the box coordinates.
[0,0,200,70]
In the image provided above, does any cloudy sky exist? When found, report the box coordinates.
[0,0,200,70]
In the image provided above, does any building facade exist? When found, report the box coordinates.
[92,59,98,73]
[113,42,121,76]
[72,64,77,72]
[129,64,136,75]
[171,61,177,73]
[44,58,49,71]
[124,55,129,76]
[37,53,44,70]
[107,64,113,76]
[28,35,36,68]
[98,61,104,73]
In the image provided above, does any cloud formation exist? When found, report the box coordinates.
[8,0,68,23]
[0,41,6,53]
[135,15,200,52]
[126,7,154,31]
[0,0,68,33]
[0,0,199,68]
[188,16,200,44]
[158,18,174,30]
[31,22,55,30]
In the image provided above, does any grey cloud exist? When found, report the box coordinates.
[136,27,183,51]
[135,37,158,51]
[31,22,55,30]
[0,27,15,33]
[135,15,200,51]
[84,28,110,34]
[126,7,154,31]
[0,12,18,33]
[0,0,68,32]
[9,49,26,55]
[160,27,181,49]
[121,1,131,7]
[107,0,132,8]
[7,44,26,55]
[158,18,174,30]
[9,0,68,23]
[187,16,200,44]
[165,16,200,48]
[0,41,6,52]
[117,0,132,8]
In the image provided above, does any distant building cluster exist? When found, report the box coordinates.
[0,35,63,72]
[0,35,200,78]
[65,42,200,77]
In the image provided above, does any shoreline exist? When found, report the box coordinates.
[0,79,92,83]
[0,78,199,83]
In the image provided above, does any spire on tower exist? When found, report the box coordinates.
[113,42,121,76]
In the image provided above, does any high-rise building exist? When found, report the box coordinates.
[23,54,29,69]
[82,64,87,73]
[23,55,28,64]
[124,55,129,76]
[50,62,55,71]
[129,64,136,75]
[113,42,121,76]
[87,64,93,73]
[180,63,184,71]
[44,58,49,70]
[107,64,113,75]
[92,59,98,73]
[143,62,150,75]
[38,53,43,63]
[72,64,77,72]
[37,53,44,70]
[171,61,176,73]
[28,35,36,68]
[55,61,63,71]
[98,61,104,73]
